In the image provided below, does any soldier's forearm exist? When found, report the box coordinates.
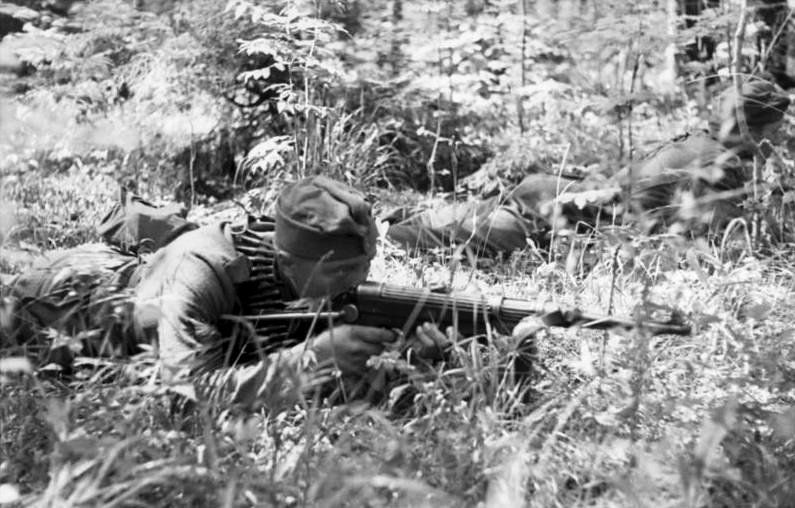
[227,341,320,410]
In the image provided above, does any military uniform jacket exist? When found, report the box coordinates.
[4,215,301,371]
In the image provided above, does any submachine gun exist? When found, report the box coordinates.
[250,281,692,338]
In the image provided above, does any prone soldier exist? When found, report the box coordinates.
[385,79,791,254]
[1,176,452,405]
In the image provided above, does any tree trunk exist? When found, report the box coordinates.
[659,0,680,95]
[787,14,795,83]
[389,0,403,77]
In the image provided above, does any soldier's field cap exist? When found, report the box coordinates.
[274,176,377,263]
[716,80,790,130]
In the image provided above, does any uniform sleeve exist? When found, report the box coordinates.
[133,225,249,372]
[387,201,489,251]
[225,345,309,411]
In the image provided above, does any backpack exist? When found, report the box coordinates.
[97,191,198,254]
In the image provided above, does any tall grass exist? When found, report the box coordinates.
[3,229,795,506]
[2,3,795,505]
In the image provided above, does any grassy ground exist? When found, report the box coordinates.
[3,1,795,505]
[2,167,795,507]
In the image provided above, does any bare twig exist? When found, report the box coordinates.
[731,1,760,246]
[518,0,528,134]
[732,1,749,140]
[426,118,442,194]
[188,124,196,211]
[601,243,622,373]
[627,48,641,167]
[759,9,793,72]
[548,143,572,265]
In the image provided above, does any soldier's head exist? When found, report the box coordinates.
[274,175,377,298]
[710,80,790,150]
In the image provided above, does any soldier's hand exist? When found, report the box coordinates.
[310,325,397,375]
[407,322,456,361]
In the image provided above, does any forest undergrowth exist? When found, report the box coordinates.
[2,1,795,507]
[3,178,795,507]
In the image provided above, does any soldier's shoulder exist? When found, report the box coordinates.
[165,222,237,251]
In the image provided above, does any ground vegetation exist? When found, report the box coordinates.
[1,1,795,506]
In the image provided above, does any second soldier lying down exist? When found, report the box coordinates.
[385,79,791,255]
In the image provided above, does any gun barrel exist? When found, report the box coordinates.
[498,298,691,335]
[352,282,691,337]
